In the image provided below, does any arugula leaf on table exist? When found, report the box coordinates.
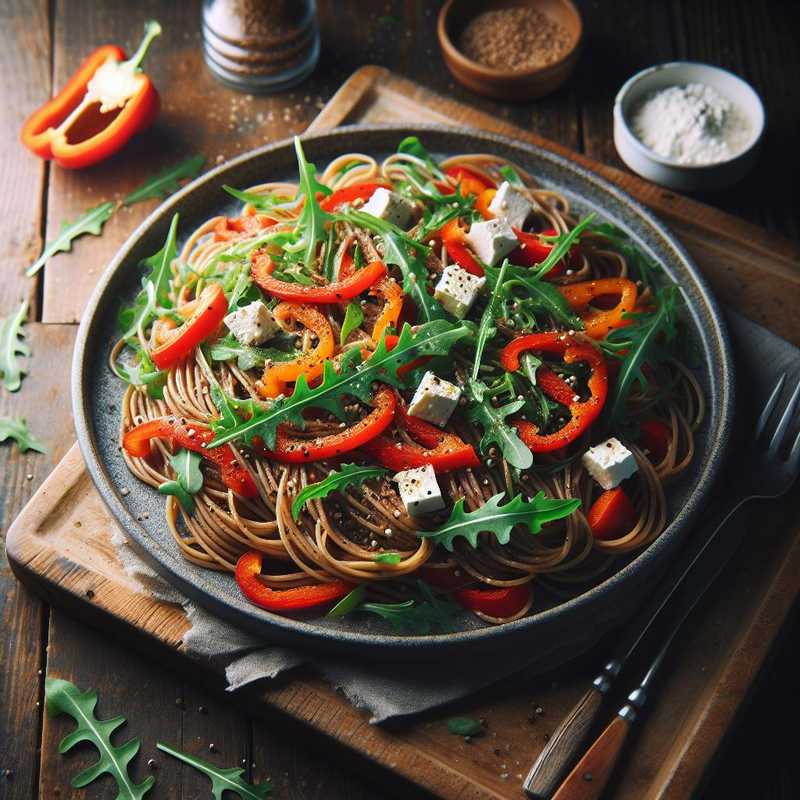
[210,320,472,449]
[340,301,364,345]
[418,491,580,552]
[0,299,30,392]
[291,462,388,520]
[157,742,272,799]
[0,416,46,453]
[288,136,332,268]
[223,184,292,212]
[158,448,203,512]
[45,678,154,799]
[27,202,115,277]
[123,155,205,206]
[207,335,295,371]
[360,582,457,634]
[447,717,484,737]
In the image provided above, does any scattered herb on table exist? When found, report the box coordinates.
[0,299,30,391]
[446,716,484,737]
[158,448,204,512]
[123,154,206,206]
[0,416,47,453]
[291,463,388,521]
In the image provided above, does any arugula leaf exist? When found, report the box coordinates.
[123,155,205,206]
[397,136,445,180]
[291,136,332,268]
[374,552,402,564]
[27,202,115,277]
[208,335,295,371]
[327,585,366,618]
[381,231,446,323]
[471,259,508,381]
[466,384,533,470]
[223,184,291,212]
[0,299,30,392]
[530,214,595,279]
[587,222,660,290]
[210,320,472,449]
[112,345,167,399]
[0,416,46,453]
[157,742,271,799]
[340,302,364,345]
[499,164,524,186]
[118,214,179,341]
[335,209,425,250]
[418,491,580,552]
[291,462,388,520]
[361,582,457,634]
[45,678,154,799]
[447,717,484,736]
[159,448,203,512]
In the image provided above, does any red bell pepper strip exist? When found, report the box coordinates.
[558,277,639,339]
[236,551,353,611]
[638,418,671,464]
[587,488,638,540]
[21,20,161,169]
[455,584,532,617]
[213,213,276,242]
[444,165,495,196]
[419,565,471,591]
[439,219,484,277]
[122,417,258,499]
[259,302,334,398]
[319,181,391,212]
[151,283,227,370]
[360,400,480,473]
[251,249,387,303]
[500,332,608,453]
[536,368,577,407]
[510,227,581,278]
[256,386,397,463]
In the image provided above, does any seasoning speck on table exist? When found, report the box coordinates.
[458,7,572,71]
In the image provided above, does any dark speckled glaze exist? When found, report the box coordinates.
[72,126,734,660]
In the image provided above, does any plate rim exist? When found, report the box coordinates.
[71,123,735,654]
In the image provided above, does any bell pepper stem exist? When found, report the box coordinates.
[124,19,162,72]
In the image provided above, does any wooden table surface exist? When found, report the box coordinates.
[1,1,798,798]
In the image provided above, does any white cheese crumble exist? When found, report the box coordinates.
[434,264,486,319]
[394,464,445,516]
[487,181,533,229]
[224,301,280,346]
[361,187,415,229]
[464,218,518,266]
[582,437,638,490]
[408,371,462,427]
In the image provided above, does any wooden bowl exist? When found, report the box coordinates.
[437,0,583,101]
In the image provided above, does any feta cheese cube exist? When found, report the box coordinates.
[224,301,280,346]
[434,264,486,318]
[361,187,415,229]
[582,438,638,490]
[408,371,462,427]
[394,464,446,516]
[488,181,534,230]
[464,218,518,266]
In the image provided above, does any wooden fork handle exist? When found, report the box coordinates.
[551,715,631,800]
[523,687,605,798]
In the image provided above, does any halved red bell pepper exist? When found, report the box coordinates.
[439,219,484,277]
[257,386,396,463]
[236,551,353,611]
[251,249,387,303]
[259,302,334,398]
[122,417,258,498]
[151,283,227,370]
[639,418,671,464]
[500,332,608,453]
[444,165,495,197]
[360,400,480,473]
[213,213,276,242]
[21,20,161,169]
[455,584,531,617]
[558,278,639,339]
[319,181,391,212]
[587,488,638,540]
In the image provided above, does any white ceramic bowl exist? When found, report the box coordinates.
[613,61,765,192]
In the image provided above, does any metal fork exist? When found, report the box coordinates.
[523,373,800,800]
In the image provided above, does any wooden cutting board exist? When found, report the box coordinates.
[7,66,800,800]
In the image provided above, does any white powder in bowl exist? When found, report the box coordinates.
[631,83,752,165]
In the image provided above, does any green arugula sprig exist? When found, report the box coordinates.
[157,742,272,799]
[223,184,292,212]
[418,491,580,552]
[340,302,364,345]
[397,136,446,181]
[587,221,661,289]
[360,582,457,634]
[158,448,203,512]
[210,320,472,449]
[45,678,155,800]
[499,164,525,186]
[0,416,47,453]
[529,214,595,280]
[0,299,30,392]
[123,155,205,206]
[466,385,533,470]
[471,259,509,383]
[27,202,115,277]
[207,335,295,371]
[291,463,388,520]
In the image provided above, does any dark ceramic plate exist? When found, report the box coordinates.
[72,126,734,660]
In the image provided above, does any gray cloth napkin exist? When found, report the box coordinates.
[110,310,799,724]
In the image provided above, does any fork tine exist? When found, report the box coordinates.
[768,377,800,453]
[756,373,786,442]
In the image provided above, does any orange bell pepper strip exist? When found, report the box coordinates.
[370,278,403,345]
[476,188,496,219]
[151,283,227,370]
[587,488,638,540]
[213,213,276,242]
[21,20,161,169]
[258,302,334,398]
[500,332,608,453]
[256,386,397,463]
[558,277,639,339]
[122,417,258,499]
[251,249,387,304]
[235,551,353,611]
